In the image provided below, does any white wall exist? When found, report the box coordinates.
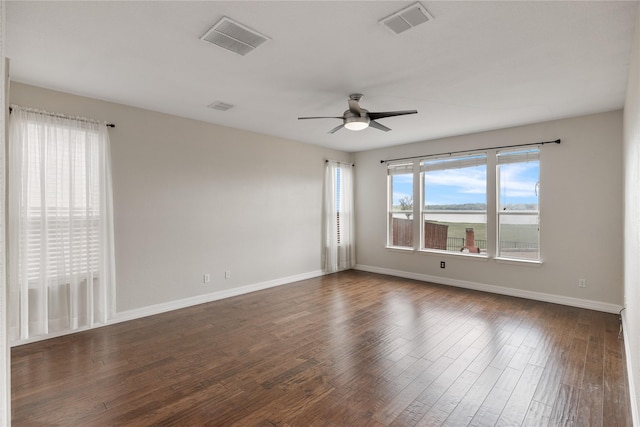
[355,111,624,309]
[623,5,640,424]
[10,82,351,314]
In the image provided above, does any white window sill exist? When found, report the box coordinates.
[385,246,415,253]
[388,246,543,267]
[495,257,543,267]
[418,248,489,261]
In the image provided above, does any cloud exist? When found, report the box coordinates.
[424,167,487,195]
[499,163,539,199]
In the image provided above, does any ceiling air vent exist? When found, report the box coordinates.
[207,101,235,112]
[201,17,270,56]
[380,2,433,35]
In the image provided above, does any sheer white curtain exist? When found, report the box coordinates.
[8,106,116,341]
[322,160,355,273]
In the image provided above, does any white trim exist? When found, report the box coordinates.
[494,257,543,267]
[11,269,325,347]
[622,310,639,426]
[417,248,488,261]
[114,269,324,324]
[354,264,622,314]
[385,246,415,253]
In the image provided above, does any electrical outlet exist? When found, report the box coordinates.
[225,270,231,279]
[203,274,210,283]
[578,278,586,288]
[440,261,445,269]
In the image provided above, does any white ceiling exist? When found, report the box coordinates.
[6,1,639,152]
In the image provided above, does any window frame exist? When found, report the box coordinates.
[496,148,541,262]
[386,161,415,250]
[419,152,488,256]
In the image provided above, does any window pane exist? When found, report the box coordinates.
[422,158,487,254]
[391,212,414,247]
[498,214,539,260]
[498,160,539,211]
[389,171,413,248]
[497,151,540,259]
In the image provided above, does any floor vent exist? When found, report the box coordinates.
[380,2,433,35]
[201,17,270,56]
[207,101,235,112]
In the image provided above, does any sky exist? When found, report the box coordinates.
[392,161,540,208]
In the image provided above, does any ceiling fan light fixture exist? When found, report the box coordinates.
[298,93,416,133]
[344,116,370,131]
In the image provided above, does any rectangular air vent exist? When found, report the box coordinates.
[207,101,235,111]
[201,17,270,56]
[380,2,433,35]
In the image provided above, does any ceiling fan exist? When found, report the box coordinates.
[298,93,417,134]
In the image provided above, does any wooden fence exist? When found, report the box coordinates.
[391,219,448,249]
[392,218,538,252]
[391,218,414,247]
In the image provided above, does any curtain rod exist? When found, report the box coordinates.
[9,105,116,128]
[380,139,560,164]
[326,159,355,166]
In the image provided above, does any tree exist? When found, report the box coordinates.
[399,196,413,218]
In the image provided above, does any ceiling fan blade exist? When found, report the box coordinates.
[368,110,417,121]
[328,124,345,134]
[298,116,343,120]
[348,99,362,116]
[369,120,391,132]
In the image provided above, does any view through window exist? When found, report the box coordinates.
[421,154,487,254]
[387,162,413,248]
[387,147,541,261]
[497,148,540,260]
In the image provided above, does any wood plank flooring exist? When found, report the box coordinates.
[11,270,632,426]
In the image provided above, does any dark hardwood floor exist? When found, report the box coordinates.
[11,270,631,426]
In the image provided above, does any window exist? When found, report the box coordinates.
[21,127,101,284]
[387,162,414,248]
[421,154,487,254]
[323,161,355,272]
[385,145,542,262]
[497,148,540,260]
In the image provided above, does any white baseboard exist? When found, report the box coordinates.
[10,270,325,347]
[354,264,623,314]
[114,269,325,324]
[622,310,640,427]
